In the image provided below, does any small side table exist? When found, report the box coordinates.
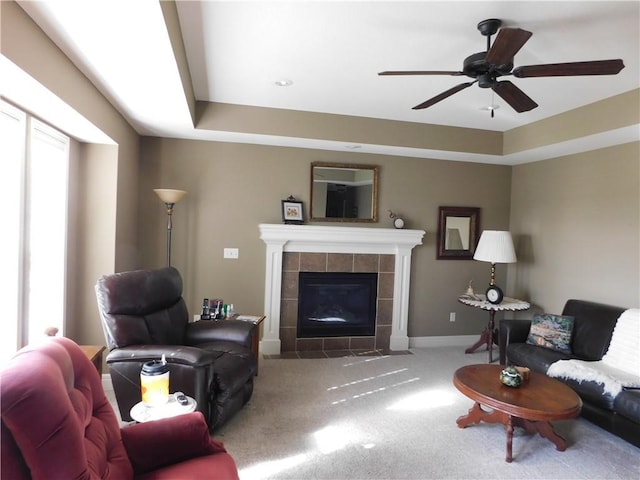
[130,394,197,423]
[233,314,266,375]
[458,294,530,363]
[80,345,106,375]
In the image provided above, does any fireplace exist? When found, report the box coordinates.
[297,272,378,338]
[259,224,425,355]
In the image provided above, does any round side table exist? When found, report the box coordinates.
[130,393,197,423]
[458,294,530,363]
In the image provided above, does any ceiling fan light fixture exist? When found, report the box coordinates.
[478,73,495,88]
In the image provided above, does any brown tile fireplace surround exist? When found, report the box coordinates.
[259,224,425,356]
[281,252,395,353]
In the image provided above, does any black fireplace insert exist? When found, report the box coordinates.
[297,272,377,338]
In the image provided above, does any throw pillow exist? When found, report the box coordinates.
[526,313,574,354]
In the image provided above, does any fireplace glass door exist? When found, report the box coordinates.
[297,272,377,338]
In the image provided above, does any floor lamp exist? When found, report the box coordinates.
[154,189,187,267]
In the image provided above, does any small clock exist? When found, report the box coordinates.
[388,210,405,229]
[485,285,504,304]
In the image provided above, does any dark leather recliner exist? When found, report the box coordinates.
[95,267,257,431]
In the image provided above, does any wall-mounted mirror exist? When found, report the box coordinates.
[437,206,480,259]
[310,162,378,222]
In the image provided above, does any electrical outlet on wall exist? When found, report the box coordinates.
[449,312,456,322]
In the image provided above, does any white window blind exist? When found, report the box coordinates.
[1,100,69,364]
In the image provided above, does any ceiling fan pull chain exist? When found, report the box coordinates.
[491,91,496,118]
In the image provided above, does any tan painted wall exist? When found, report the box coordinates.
[504,89,640,155]
[507,142,640,314]
[2,1,139,347]
[4,0,638,350]
[139,137,512,337]
[197,102,503,155]
[74,144,119,345]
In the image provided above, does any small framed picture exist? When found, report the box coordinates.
[282,198,304,224]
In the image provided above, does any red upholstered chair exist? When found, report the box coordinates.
[1,337,239,480]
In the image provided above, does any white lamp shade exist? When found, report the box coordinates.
[473,230,517,263]
[154,189,187,204]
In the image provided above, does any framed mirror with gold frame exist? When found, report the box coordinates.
[310,162,378,222]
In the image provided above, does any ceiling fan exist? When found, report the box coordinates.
[379,19,624,114]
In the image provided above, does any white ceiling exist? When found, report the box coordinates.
[13,1,640,163]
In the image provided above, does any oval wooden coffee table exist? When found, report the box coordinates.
[453,364,582,462]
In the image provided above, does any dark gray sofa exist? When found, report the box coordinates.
[499,299,640,448]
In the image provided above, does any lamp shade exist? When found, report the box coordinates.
[473,230,517,264]
[154,189,187,204]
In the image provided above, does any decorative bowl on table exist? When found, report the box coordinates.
[500,366,524,388]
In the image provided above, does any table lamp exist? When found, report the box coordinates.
[473,230,517,304]
[154,188,187,267]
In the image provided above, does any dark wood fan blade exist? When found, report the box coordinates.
[485,28,532,66]
[493,81,538,112]
[513,59,625,77]
[379,70,464,76]
[412,82,475,110]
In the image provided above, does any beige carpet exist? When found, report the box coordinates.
[214,347,639,480]
[105,346,639,479]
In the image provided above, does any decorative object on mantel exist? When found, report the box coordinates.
[436,206,480,260]
[473,230,517,304]
[388,210,405,229]
[281,196,305,225]
[154,188,187,267]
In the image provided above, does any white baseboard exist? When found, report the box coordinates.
[409,335,479,348]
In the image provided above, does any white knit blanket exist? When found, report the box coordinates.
[547,308,640,397]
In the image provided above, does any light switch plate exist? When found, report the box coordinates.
[224,248,239,259]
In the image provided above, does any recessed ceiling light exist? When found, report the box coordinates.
[275,79,293,87]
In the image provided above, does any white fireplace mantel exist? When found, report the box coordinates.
[258,224,425,354]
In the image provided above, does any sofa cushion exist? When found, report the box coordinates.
[562,299,625,360]
[559,377,617,410]
[547,357,640,397]
[506,343,571,374]
[614,389,640,424]
[526,313,574,354]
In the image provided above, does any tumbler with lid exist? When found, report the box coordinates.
[140,355,169,406]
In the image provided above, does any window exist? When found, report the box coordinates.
[1,100,69,365]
